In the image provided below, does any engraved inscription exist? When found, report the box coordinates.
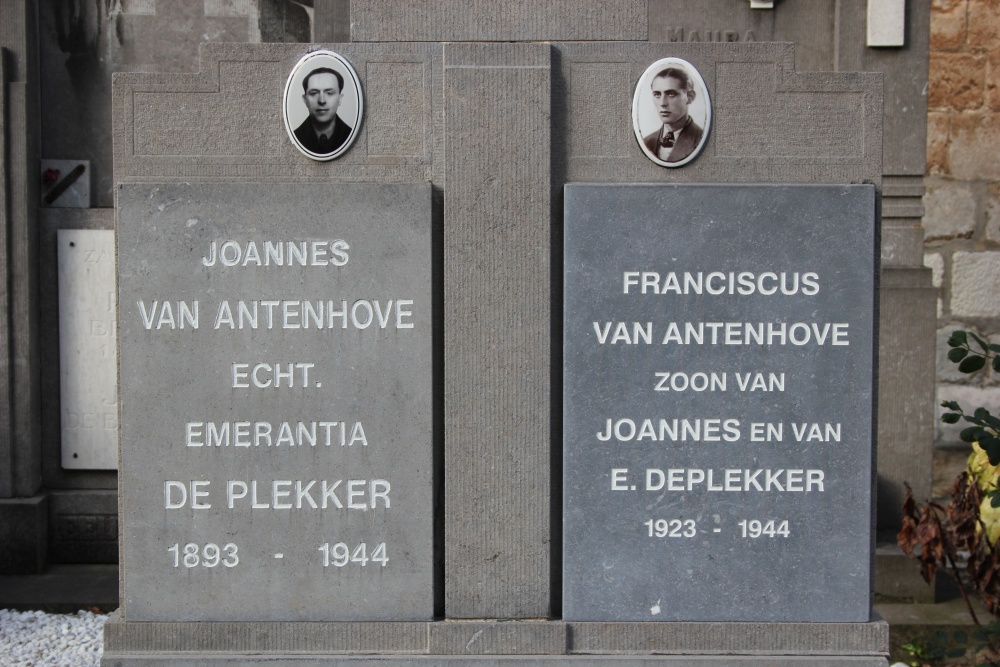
[117,183,433,622]
[53,514,118,541]
[563,184,875,622]
[663,28,757,43]
[58,230,118,470]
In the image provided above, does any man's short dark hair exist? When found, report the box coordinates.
[302,67,344,93]
[652,67,693,92]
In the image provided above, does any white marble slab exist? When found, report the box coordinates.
[58,229,118,469]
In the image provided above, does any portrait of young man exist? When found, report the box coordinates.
[632,58,711,168]
[294,67,353,155]
[283,51,363,161]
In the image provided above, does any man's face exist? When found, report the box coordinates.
[303,72,341,125]
[651,75,692,130]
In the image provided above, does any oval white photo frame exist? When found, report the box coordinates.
[632,57,711,168]
[283,50,364,161]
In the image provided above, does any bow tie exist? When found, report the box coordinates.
[660,131,675,149]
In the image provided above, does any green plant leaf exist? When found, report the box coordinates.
[971,332,990,351]
[960,355,987,373]
[949,330,969,347]
[976,407,991,420]
[989,343,1000,353]
[942,400,962,411]
[993,355,1000,373]
[961,425,983,442]
[950,347,971,362]
[982,440,1000,465]
[941,412,962,424]
[981,434,1000,449]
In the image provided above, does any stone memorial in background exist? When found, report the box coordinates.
[58,229,118,470]
[564,183,876,621]
[103,4,890,663]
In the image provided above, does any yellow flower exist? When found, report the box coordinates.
[980,496,1000,545]
[968,442,998,493]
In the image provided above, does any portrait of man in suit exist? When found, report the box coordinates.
[642,67,703,163]
[632,57,710,168]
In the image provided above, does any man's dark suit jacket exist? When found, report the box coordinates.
[293,116,353,155]
[642,117,704,163]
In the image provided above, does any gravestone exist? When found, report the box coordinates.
[116,182,433,621]
[563,183,876,622]
[104,7,890,665]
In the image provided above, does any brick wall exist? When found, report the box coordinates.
[927,0,1000,446]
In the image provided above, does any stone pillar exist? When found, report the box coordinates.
[835,0,936,529]
[0,0,45,574]
[443,42,552,619]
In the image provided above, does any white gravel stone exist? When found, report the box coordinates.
[0,609,107,667]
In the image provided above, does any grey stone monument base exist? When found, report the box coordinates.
[0,495,48,574]
[102,659,887,666]
[102,617,888,666]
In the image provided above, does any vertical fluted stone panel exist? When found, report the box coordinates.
[0,54,10,499]
[443,43,551,618]
[0,1,45,575]
[877,269,937,526]
[1,3,42,499]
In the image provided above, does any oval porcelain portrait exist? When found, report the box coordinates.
[632,57,711,168]
[283,50,363,161]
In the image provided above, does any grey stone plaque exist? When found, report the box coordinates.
[563,184,875,622]
[117,183,433,621]
[58,229,118,470]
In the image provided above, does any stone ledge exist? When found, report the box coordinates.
[104,618,888,656]
[100,655,889,666]
[567,619,888,655]
[430,622,567,655]
[104,620,428,654]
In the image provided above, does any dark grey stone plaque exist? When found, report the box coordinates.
[563,184,875,622]
[117,183,433,621]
